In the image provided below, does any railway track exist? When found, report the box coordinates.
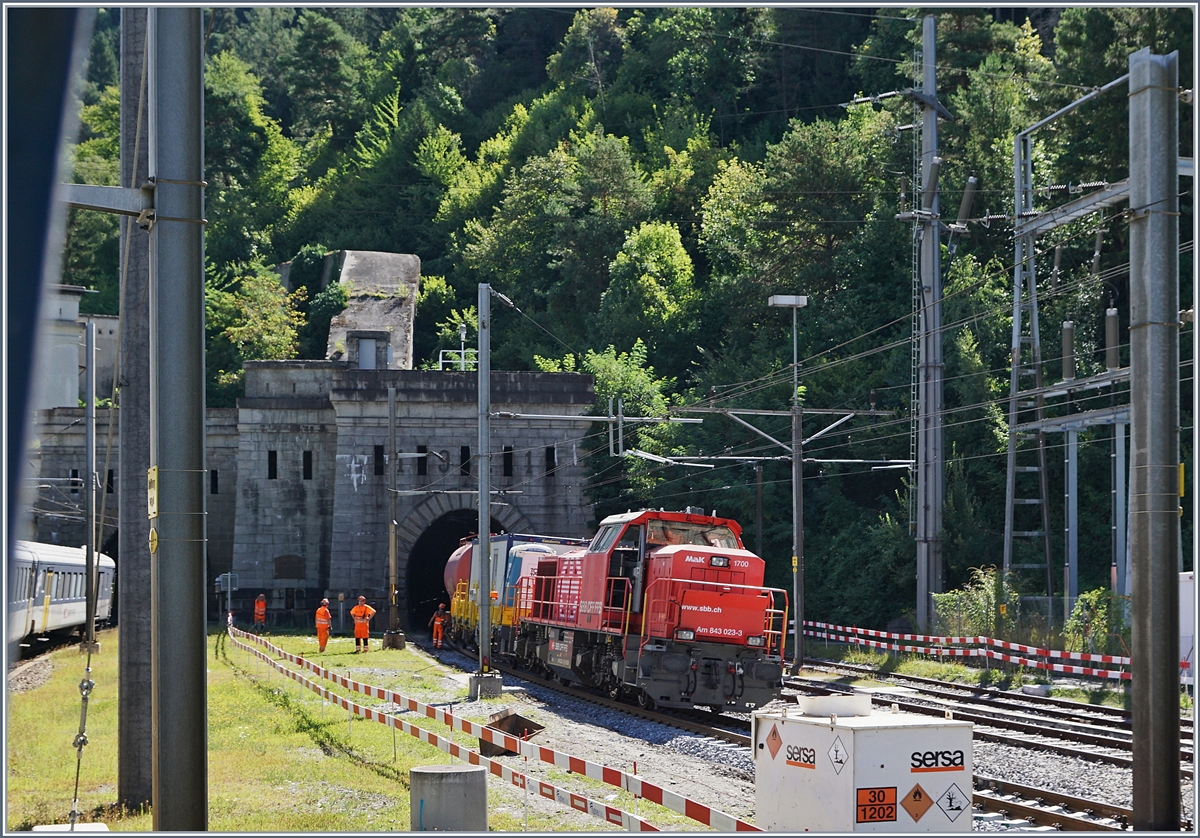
[806,657,1193,738]
[430,640,1157,830]
[973,776,1130,831]
[794,662,1194,778]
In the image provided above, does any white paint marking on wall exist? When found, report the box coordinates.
[338,453,371,492]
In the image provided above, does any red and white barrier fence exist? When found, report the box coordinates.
[228,628,759,832]
[799,620,1191,680]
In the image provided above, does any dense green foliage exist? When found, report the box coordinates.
[64,8,1193,631]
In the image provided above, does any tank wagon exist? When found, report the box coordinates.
[8,540,115,655]
[445,509,788,713]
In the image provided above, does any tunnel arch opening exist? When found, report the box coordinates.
[405,510,502,633]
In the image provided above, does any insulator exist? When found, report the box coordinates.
[1092,227,1105,276]
[1106,308,1120,370]
[1062,321,1075,380]
[921,157,942,210]
[956,176,978,227]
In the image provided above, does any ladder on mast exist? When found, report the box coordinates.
[1002,133,1054,597]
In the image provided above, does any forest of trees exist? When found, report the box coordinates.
[64,7,1193,631]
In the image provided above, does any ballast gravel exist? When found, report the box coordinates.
[6,658,54,694]
[404,644,1194,831]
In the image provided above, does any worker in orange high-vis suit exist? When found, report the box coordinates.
[350,595,376,653]
[253,593,267,635]
[315,598,332,652]
[428,603,449,649]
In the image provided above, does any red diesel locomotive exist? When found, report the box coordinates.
[447,508,788,713]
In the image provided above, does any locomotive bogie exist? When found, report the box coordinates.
[510,621,782,712]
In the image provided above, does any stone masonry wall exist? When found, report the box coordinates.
[231,363,595,621]
[31,408,239,578]
[229,395,337,620]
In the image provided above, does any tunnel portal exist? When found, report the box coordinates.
[405,510,502,633]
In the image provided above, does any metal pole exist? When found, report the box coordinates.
[1065,429,1078,623]
[915,14,944,631]
[84,323,96,644]
[117,6,153,810]
[755,462,763,557]
[148,8,207,830]
[1115,422,1127,597]
[478,284,491,673]
[388,387,398,633]
[791,306,803,671]
[1128,47,1180,831]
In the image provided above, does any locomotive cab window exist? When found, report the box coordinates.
[646,520,740,549]
[588,525,621,554]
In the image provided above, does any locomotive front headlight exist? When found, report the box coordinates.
[675,629,695,641]
[746,635,766,647]
[710,555,730,568]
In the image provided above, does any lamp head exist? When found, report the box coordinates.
[768,295,808,308]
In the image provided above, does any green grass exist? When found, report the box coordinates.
[8,628,664,831]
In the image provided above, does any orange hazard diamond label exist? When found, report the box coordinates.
[901,783,933,822]
[765,724,783,759]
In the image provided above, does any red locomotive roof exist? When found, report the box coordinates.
[597,509,744,540]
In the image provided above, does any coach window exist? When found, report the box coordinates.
[460,445,471,476]
[417,445,428,476]
[374,445,385,476]
[545,446,556,477]
[303,450,313,480]
[502,446,514,478]
[106,469,115,493]
[268,450,278,479]
[211,469,219,494]
[70,468,80,494]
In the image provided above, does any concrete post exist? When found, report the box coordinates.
[410,765,488,831]
[117,6,153,811]
[1128,47,1180,832]
[915,14,945,630]
[147,8,207,830]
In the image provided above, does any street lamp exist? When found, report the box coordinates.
[768,294,807,673]
[459,322,468,371]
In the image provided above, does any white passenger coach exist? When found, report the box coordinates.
[8,540,114,655]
